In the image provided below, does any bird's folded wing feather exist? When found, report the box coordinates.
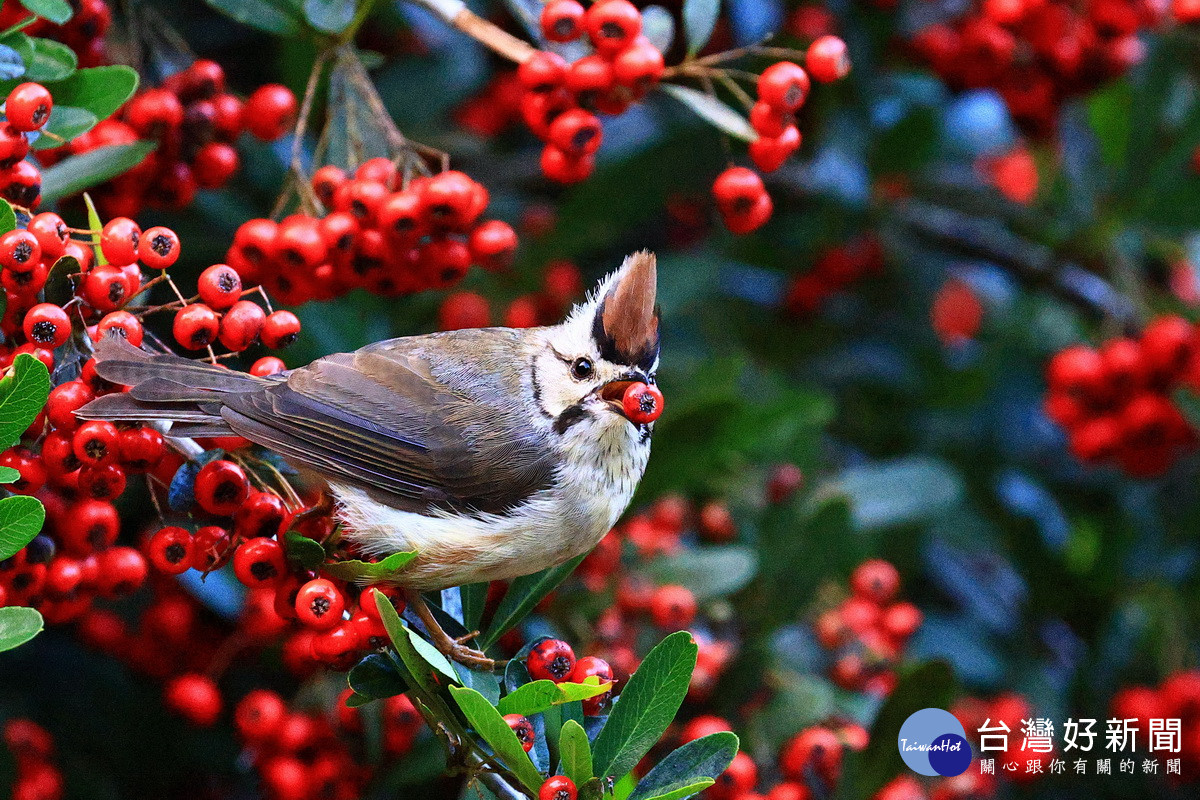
[220,330,556,516]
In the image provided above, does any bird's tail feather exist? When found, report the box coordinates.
[75,334,273,438]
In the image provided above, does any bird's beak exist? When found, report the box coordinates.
[600,379,638,415]
[597,251,659,368]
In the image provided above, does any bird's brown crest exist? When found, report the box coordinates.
[597,251,658,369]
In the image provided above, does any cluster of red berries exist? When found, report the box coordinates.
[909,0,1157,134]
[1109,670,1200,779]
[1,0,112,67]
[4,719,63,800]
[783,234,885,314]
[812,559,923,694]
[1043,315,1199,477]
[45,62,297,215]
[0,80,58,210]
[225,160,517,304]
[438,258,583,330]
[516,0,667,183]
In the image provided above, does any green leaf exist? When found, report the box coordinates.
[0,199,15,235]
[376,593,437,694]
[348,653,408,701]
[591,632,698,782]
[640,5,675,53]
[205,0,303,35]
[0,466,20,484]
[832,661,958,800]
[460,582,487,633]
[642,545,757,600]
[284,531,326,570]
[1087,79,1131,169]
[304,0,355,33]
[0,353,49,450]
[39,65,138,130]
[497,678,612,717]
[1175,388,1200,431]
[480,555,585,649]
[11,35,75,82]
[659,84,755,142]
[33,104,95,148]
[449,686,545,792]
[323,550,418,582]
[559,719,594,786]
[18,0,71,25]
[682,0,718,56]
[820,456,964,531]
[628,732,737,800]
[83,192,103,265]
[40,141,155,204]
[0,495,44,561]
[0,606,41,651]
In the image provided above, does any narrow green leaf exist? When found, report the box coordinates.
[83,193,103,266]
[497,678,612,717]
[205,0,303,35]
[304,0,355,33]
[682,0,718,56]
[592,632,698,782]
[559,719,594,786]
[628,732,738,800]
[11,35,75,82]
[0,466,20,484]
[0,495,44,561]
[403,622,461,684]
[0,606,41,651]
[376,592,437,694]
[284,531,326,570]
[40,141,156,204]
[0,353,50,450]
[480,555,585,649]
[450,686,545,792]
[323,550,417,582]
[659,84,755,142]
[18,0,71,25]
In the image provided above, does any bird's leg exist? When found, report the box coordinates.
[402,589,496,672]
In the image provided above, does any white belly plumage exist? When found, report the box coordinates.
[332,425,649,589]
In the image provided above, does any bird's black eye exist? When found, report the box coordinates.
[571,357,594,380]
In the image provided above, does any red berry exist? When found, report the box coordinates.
[540,144,594,184]
[165,673,222,726]
[882,601,923,641]
[260,310,301,349]
[806,35,851,82]
[5,82,53,132]
[519,51,569,92]
[539,775,578,800]
[72,420,119,466]
[749,125,801,172]
[138,226,180,269]
[218,300,266,351]
[0,229,40,270]
[193,142,239,188]
[235,689,287,742]
[99,217,140,266]
[649,583,696,629]
[549,108,603,155]
[250,356,286,376]
[234,490,288,539]
[197,264,243,309]
[712,167,772,234]
[46,380,93,430]
[295,578,345,630]
[622,382,664,424]
[541,0,585,41]
[118,426,165,470]
[757,61,811,112]
[438,291,490,331]
[245,84,298,141]
[569,656,613,714]
[612,41,665,94]
[780,726,842,783]
[78,462,126,500]
[0,159,41,208]
[27,212,67,260]
[527,638,576,682]
[22,303,69,347]
[312,165,348,207]
[583,0,641,55]
[233,537,286,586]
[468,220,518,271]
[713,751,758,798]
[849,559,900,604]
[146,526,194,574]
[172,303,220,350]
[195,458,250,516]
[503,713,535,752]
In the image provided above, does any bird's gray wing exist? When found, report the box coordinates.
[221,329,556,516]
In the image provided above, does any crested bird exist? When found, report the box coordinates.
[77,251,661,669]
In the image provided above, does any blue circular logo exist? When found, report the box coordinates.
[897,708,972,777]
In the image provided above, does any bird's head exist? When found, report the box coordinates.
[532,250,660,437]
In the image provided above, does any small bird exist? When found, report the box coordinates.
[78,251,661,668]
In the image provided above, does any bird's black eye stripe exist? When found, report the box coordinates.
[571,357,594,380]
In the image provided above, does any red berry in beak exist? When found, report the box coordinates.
[621,382,663,424]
